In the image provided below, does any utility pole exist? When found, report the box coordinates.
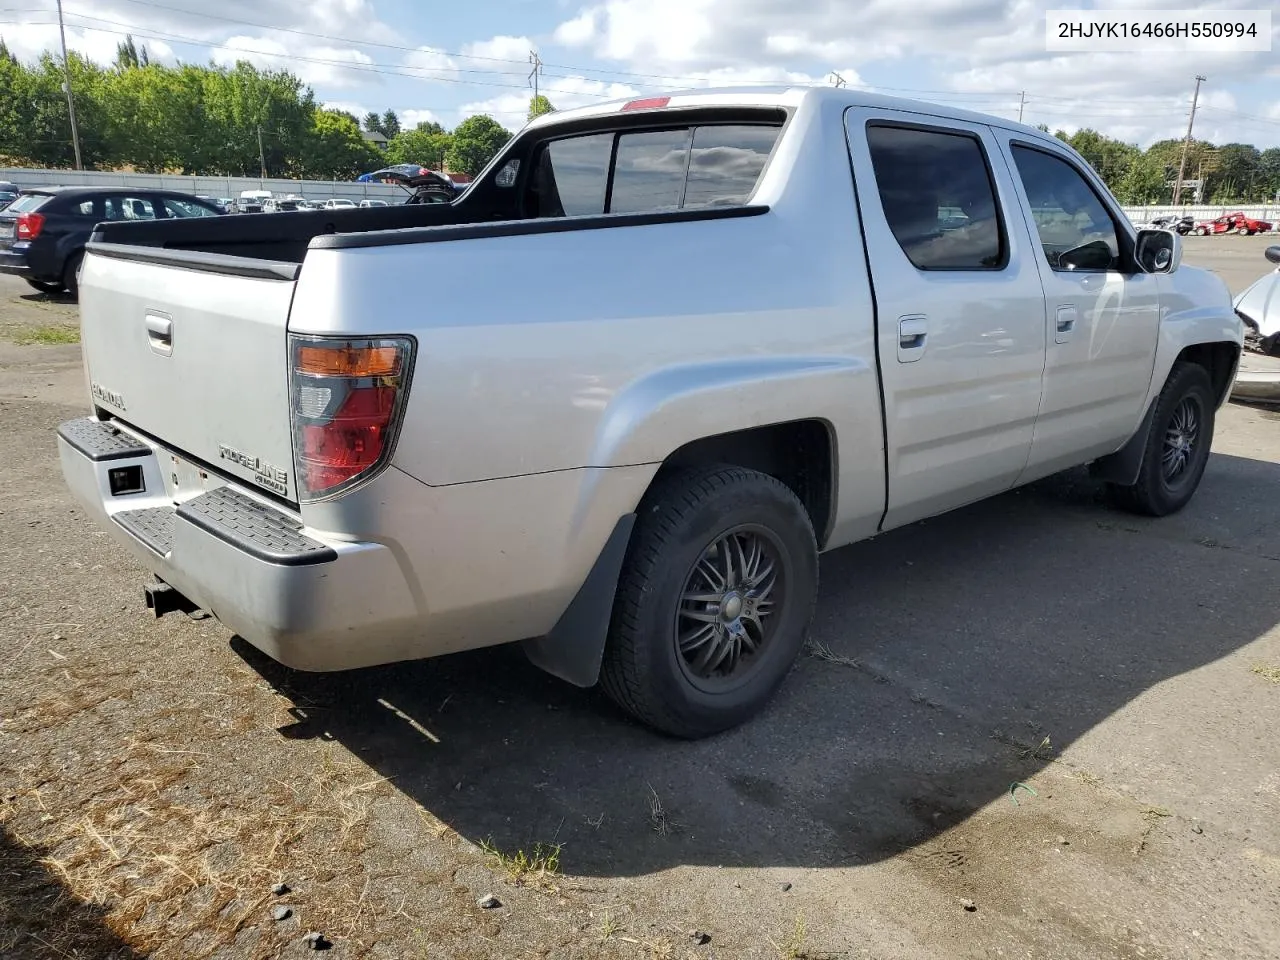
[257,124,267,180]
[55,0,83,169]
[1172,75,1206,207]
[528,50,543,103]
[829,71,847,88]
[1017,90,1026,123]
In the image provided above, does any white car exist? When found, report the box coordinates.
[321,198,356,210]
[358,199,389,208]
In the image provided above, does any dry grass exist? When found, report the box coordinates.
[0,666,398,959]
[1252,663,1280,684]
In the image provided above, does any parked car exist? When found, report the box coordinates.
[358,199,389,208]
[0,181,19,210]
[362,165,463,204]
[1193,212,1275,236]
[322,198,356,209]
[59,86,1241,738]
[196,195,232,214]
[0,187,223,298]
[237,190,273,214]
[264,196,305,213]
[1142,214,1194,235]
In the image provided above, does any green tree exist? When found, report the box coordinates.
[445,114,512,175]
[363,111,383,134]
[1066,128,1137,189]
[302,109,381,180]
[1260,148,1280,201]
[386,120,451,169]
[380,109,400,138]
[114,35,149,70]
[528,95,555,121]
[1117,151,1167,205]
[1211,143,1261,201]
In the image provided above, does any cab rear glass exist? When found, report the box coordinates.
[530,122,783,218]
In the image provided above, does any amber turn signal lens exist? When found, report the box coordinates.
[295,344,401,378]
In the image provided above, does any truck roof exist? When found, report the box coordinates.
[526,84,1059,146]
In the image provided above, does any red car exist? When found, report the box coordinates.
[1192,212,1275,236]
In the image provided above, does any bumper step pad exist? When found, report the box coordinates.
[110,487,334,567]
[176,486,336,566]
[58,418,150,461]
[113,506,176,556]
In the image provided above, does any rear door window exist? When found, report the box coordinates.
[533,133,613,217]
[866,124,1006,270]
[105,196,157,221]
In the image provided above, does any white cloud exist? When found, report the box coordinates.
[1,23,176,67]
[457,75,642,126]
[212,36,376,88]
[553,12,597,47]
[461,35,534,64]
[399,108,442,129]
[403,46,459,80]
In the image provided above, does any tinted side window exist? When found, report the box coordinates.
[1010,145,1120,271]
[105,196,156,221]
[610,129,692,214]
[534,133,612,217]
[162,198,219,218]
[866,124,1005,270]
[684,125,780,208]
[6,194,49,214]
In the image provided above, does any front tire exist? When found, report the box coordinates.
[1109,362,1216,517]
[24,278,63,294]
[600,465,819,739]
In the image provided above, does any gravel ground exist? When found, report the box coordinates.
[2,235,1279,960]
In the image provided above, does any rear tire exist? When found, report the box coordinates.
[600,465,819,739]
[63,250,84,301]
[24,278,63,294]
[1109,362,1215,517]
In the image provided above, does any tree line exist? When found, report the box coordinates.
[2,37,1276,199]
[1041,125,1280,205]
[0,37,538,179]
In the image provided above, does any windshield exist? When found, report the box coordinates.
[6,194,50,214]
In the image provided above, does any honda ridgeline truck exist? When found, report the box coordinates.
[57,86,1242,738]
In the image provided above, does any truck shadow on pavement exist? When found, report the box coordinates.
[0,826,144,959]
[235,451,1280,878]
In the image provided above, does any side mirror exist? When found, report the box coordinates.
[1135,228,1182,274]
[1266,245,1280,265]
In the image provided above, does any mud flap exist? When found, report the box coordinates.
[521,513,636,688]
[1089,399,1156,486]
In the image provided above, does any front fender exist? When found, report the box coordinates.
[1234,270,1280,338]
[1144,267,1243,409]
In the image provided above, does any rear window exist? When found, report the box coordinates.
[7,194,50,214]
[530,121,781,218]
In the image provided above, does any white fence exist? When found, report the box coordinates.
[1121,205,1280,224]
[0,167,405,203]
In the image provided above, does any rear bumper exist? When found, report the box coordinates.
[0,249,32,276]
[57,417,421,671]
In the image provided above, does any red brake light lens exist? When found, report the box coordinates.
[621,97,670,111]
[16,212,44,241]
[289,336,415,501]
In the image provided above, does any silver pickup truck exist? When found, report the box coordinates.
[58,86,1242,738]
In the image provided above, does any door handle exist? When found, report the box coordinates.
[898,315,927,362]
[145,313,172,356]
[1055,305,1078,344]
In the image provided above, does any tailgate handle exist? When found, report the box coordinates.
[145,313,173,356]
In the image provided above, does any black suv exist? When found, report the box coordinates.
[0,187,224,299]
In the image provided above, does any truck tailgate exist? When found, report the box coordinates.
[79,245,301,503]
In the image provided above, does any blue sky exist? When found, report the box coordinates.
[3,0,1278,147]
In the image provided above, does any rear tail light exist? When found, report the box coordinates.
[289,335,416,501]
[16,212,44,241]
